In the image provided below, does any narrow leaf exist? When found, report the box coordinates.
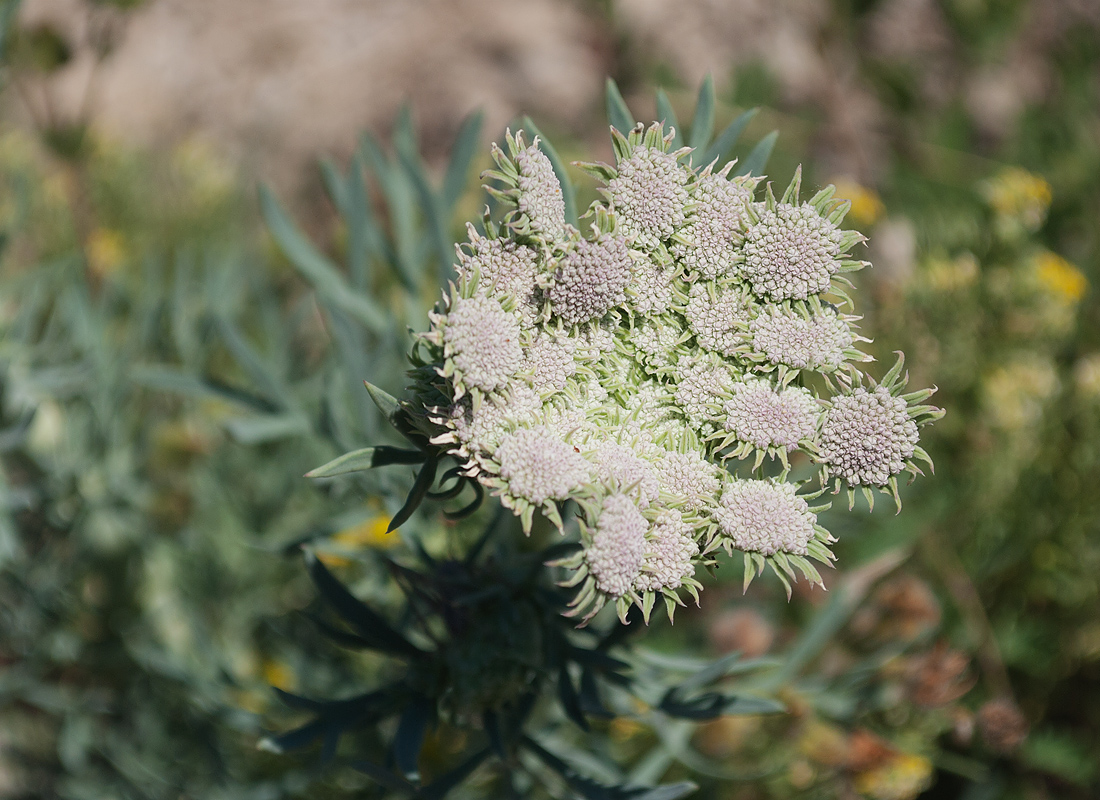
[394,695,433,782]
[306,446,425,478]
[387,457,439,532]
[734,131,778,178]
[305,551,423,657]
[655,89,682,149]
[442,111,485,212]
[259,185,388,333]
[688,75,715,153]
[419,748,492,800]
[605,78,635,134]
[700,108,758,169]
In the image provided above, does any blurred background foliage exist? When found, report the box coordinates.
[1,0,1098,798]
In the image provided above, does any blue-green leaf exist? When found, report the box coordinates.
[605,78,635,134]
[259,185,388,333]
[442,110,485,212]
[734,130,778,178]
[655,89,682,149]
[305,446,424,478]
[700,108,758,169]
[688,75,715,153]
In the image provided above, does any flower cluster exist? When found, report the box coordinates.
[411,125,942,623]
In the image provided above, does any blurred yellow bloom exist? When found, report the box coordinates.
[831,177,885,228]
[262,659,296,691]
[983,167,1051,232]
[333,514,395,548]
[1033,251,1087,303]
[86,228,128,278]
[853,752,934,800]
[317,513,396,566]
[983,357,1059,430]
[923,253,979,292]
[609,717,645,742]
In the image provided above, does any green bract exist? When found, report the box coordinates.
[399,121,943,624]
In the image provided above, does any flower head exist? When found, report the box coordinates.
[715,480,817,556]
[686,281,751,356]
[442,295,523,393]
[496,426,590,506]
[742,202,844,301]
[658,449,721,512]
[723,379,819,451]
[674,170,756,280]
[750,306,854,371]
[457,226,539,309]
[515,142,566,240]
[636,509,698,592]
[585,494,648,597]
[820,386,918,487]
[549,236,632,324]
[608,141,690,251]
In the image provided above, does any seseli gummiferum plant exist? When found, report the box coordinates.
[373,116,942,620]
[268,79,944,796]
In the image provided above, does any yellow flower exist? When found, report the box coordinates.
[262,659,296,691]
[831,178,885,228]
[86,228,128,278]
[316,513,396,566]
[609,717,645,742]
[983,167,1051,232]
[853,753,934,800]
[923,253,979,292]
[1033,250,1087,303]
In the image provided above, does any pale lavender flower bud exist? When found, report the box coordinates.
[525,332,577,394]
[674,359,735,431]
[496,425,591,505]
[457,226,539,308]
[586,494,648,597]
[674,172,754,279]
[686,282,750,356]
[636,508,698,592]
[550,236,632,324]
[444,295,523,391]
[820,386,919,486]
[516,143,566,240]
[715,479,817,556]
[591,441,660,507]
[609,146,689,251]
[658,450,720,512]
[723,379,819,451]
[750,306,853,370]
[742,202,844,301]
